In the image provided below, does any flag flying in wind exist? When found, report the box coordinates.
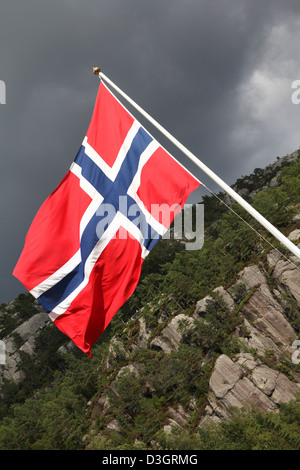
[13,81,200,357]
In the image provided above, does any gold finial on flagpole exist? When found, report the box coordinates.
[93,67,101,76]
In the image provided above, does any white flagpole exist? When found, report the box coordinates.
[93,68,300,261]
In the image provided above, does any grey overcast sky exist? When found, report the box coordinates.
[1,0,300,303]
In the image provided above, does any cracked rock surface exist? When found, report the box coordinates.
[200,353,300,426]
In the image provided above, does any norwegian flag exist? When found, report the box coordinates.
[13,82,200,357]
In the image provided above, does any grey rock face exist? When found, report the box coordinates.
[200,353,300,425]
[1,313,51,384]
[150,314,194,353]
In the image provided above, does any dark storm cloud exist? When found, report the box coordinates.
[1,0,299,302]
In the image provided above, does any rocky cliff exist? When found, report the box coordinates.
[87,231,300,436]
[0,150,299,447]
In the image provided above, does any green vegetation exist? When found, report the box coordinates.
[0,353,99,449]
[0,293,38,340]
[162,397,300,450]
[0,155,299,450]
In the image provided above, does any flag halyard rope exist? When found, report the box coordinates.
[200,181,300,274]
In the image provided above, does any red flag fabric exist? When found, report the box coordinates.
[13,82,200,357]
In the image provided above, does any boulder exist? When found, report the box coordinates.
[200,353,300,426]
[236,319,281,357]
[194,296,214,318]
[273,261,300,306]
[269,243,300,307]
[0,313,51,384]
[236,265,266,290]
[12,312,50,343]
[209,354,243,399]
[250,364,278,396]
[150,314,194,353]
[288,229,300,242]
[236,266,297,351]
[212,286,235,310]
[222,376,277,412]
[194,286,235,318]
